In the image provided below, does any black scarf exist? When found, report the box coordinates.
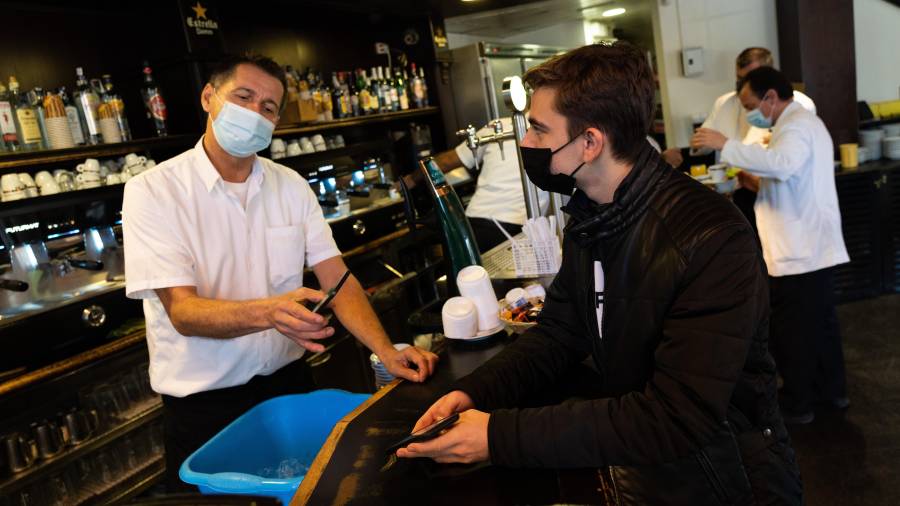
[562,143,670,248]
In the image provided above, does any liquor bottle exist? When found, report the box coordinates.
[355,70,370,115]
[348,72,360,117]
[410,63,425,109]
[321,72,334,121]
[378,67,392,113]
[419,66,429,106]
[330,72,344,119]
[102,75,132,141]
[0,81,21,151]
[140,62,168,137]
[9,77,43,150]
[74,67,103,144]
[396,68,409,111]
[28,88,51,149]
[386,67,399,112]
[58,87,86,145]
[371,67,385,113]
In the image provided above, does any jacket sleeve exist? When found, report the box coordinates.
[485,225,766,468]
[453,236,592,411]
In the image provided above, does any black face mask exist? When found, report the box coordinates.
[521,133,585,195]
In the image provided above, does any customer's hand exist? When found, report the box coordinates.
[661,148,684,168]
[410,390,475,432]
[691,128,728,151]
[396,409,490,464]
[268,288,334,352]
[379,345,439,383]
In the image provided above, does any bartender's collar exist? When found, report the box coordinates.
[194,136,264,193]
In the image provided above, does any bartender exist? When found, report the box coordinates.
[662,47,816,225]
[692,66,850,425]
[402,117,549,252]
[122,54,438,491]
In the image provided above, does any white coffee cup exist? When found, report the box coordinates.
[106,173,122,185]
[456,265,501,331]
[39,180,61,195]
[2,173,24,193]
[311,134,326,146]
[286,140,302,157]
[1,189,26,202]
[125,153,147,167]
[76,172,102,189]
[18,173,36,188]
[34,171,54,187]
[441,296,479,339]
[708,163,727,183]
[77,158,101,173]
[271,138,286,155]
[300,137,315,154]
[54,170,76,192]
[145,160,156,169]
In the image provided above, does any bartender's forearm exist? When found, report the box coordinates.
[156,286,328,341]
[156,286,276,338]
[331,276,394,357]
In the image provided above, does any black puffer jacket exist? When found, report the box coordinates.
[454,145,802,505]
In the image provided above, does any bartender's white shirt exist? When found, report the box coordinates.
[703,90,816,148]
[720,102,849,277]
[455,118,549,225]
[122,138,341,397]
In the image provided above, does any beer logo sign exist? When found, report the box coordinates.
[186,1,219,36]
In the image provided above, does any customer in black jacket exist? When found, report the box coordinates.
[397,42,802,505]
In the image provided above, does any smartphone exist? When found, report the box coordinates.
[304,270,351,314]
[384,412,460,455]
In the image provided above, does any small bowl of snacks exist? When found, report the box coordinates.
[498,285,545,334]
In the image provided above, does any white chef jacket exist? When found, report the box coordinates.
[703,90,816,149]
[720,102,849,277]
[455,118,549,226]
[122,138,341,397]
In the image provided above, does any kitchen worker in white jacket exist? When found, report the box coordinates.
[692,66,850,425]
[662,47,816,228]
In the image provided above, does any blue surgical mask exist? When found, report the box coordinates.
[746,96,773,129]
[211,94,275,158]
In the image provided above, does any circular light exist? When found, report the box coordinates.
[502,76,528,112]
[602,7,626,17]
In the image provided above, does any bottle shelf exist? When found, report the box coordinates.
[274,106,439,136]
[0,134,197,172]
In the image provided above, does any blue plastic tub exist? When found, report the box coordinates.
[180,389,370,504]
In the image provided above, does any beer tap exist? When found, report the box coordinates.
[454,119,515,173]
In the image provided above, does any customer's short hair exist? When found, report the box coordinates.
[208,53,287,109]
[736,47,774,69]
[523,41,655,164]
[742,66,794,100]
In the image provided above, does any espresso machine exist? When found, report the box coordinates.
[0,195,139,378]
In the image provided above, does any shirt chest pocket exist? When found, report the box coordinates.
[265,225,305,293]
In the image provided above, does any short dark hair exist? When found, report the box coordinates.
[523,41,655,164]
[208,53,287,110]
[735,47,773,69]
[742,66,793,100]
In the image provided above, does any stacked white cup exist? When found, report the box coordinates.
[441,265,502,340]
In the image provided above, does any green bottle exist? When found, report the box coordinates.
[419,157,481,286]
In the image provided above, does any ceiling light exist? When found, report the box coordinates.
[602,7,626,17]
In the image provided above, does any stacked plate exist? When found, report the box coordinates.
[883,123,900,138]
[370,343,410,388]
[884,136,900,161]
[860,128,884,161]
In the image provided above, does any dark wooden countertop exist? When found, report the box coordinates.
[292,334,606,505]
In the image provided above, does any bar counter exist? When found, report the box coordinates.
[291,334,607,505]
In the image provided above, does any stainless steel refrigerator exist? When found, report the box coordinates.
[437,42,566,146]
